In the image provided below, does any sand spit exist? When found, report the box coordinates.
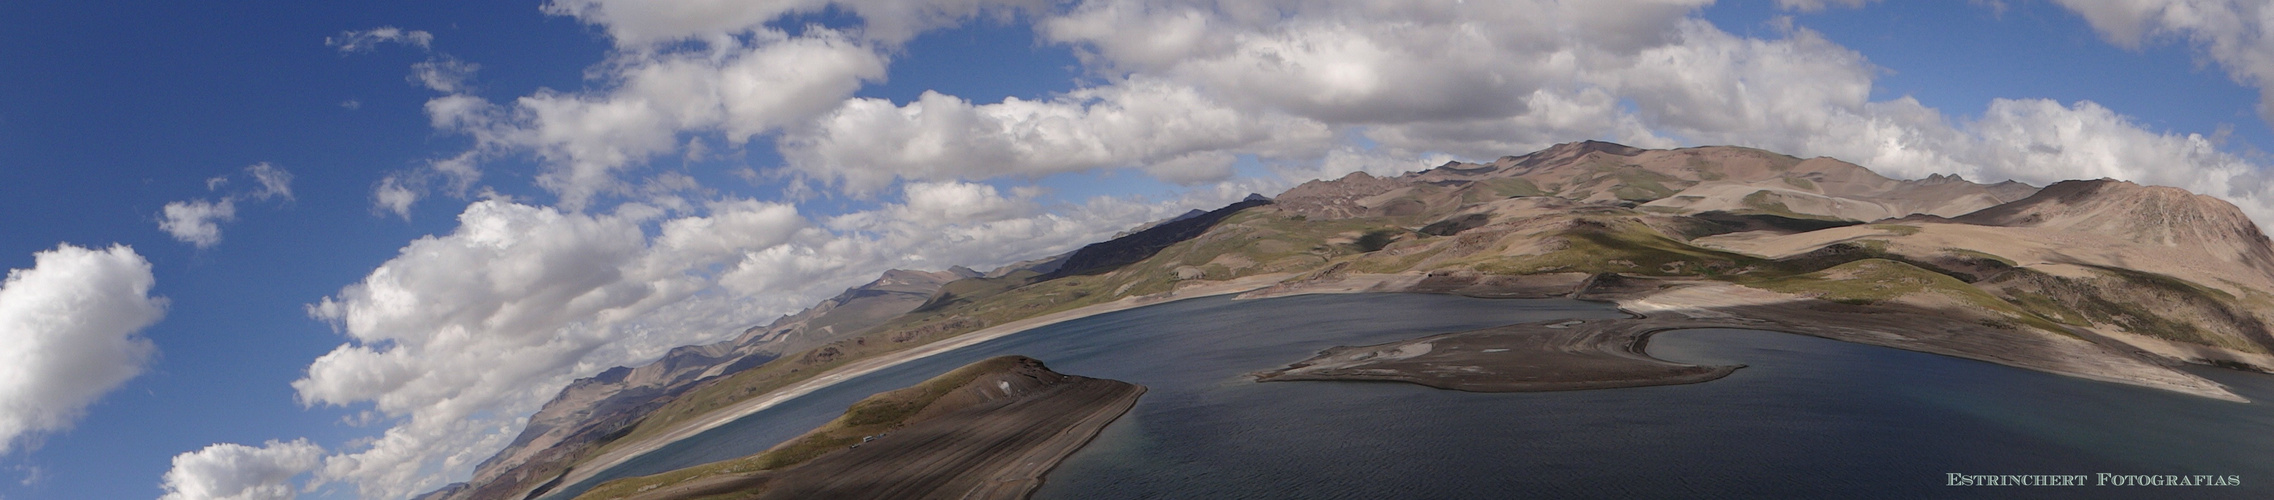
[1255,276,2246,402]
[535,273,1290,499]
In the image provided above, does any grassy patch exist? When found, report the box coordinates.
[1941,248,2014,267]
[1685,156,1726,181]
[1479,178,1544,198]
[1752,259,1948,305]
[1751,259,2073,335]
[1782,176,1818,190]
[1607,168,1685,201]
[2003,291,2091,326]
[1472,217,1770,277]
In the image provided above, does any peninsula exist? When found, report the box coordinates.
[572,355,1142,500]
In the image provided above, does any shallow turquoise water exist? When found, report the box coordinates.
[544,294,2274,499]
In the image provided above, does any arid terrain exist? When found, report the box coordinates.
[424,141,2274,500]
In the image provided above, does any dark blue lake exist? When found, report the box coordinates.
[545,294,2274,499]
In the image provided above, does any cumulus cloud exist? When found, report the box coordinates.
[409,0,2274,220]
[0,244,165,455]
[159,439,324,500]
[373,176,419,220]
[160,199,236,248]
[326,27,434,53]
[425,30,886,209]
[297,201,709,497]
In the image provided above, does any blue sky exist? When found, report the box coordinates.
[5,1,2274,499]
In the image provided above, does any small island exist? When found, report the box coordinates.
[573,355,1143,500]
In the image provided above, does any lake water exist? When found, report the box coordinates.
[544,294,2274,499]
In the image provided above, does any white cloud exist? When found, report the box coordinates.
[295,200,792,498]
[0,244,165,456]
[160,199,236,249]
[419,0,2274,222]
[2053,0,2274,120]
[428,30,886,209]
[779,79,1334,191]
[327,27,434,53]
[1040,0,1706,122]
[1777,0,1877,12]
[373,176,419,220]
[159,439,324,500]
[245,163,294,202]
[409,56,480,94]
[541,0,1047,47]
[161,164,296,247]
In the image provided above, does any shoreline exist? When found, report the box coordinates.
[936,383,1146,500]
[532,273,1295,499]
